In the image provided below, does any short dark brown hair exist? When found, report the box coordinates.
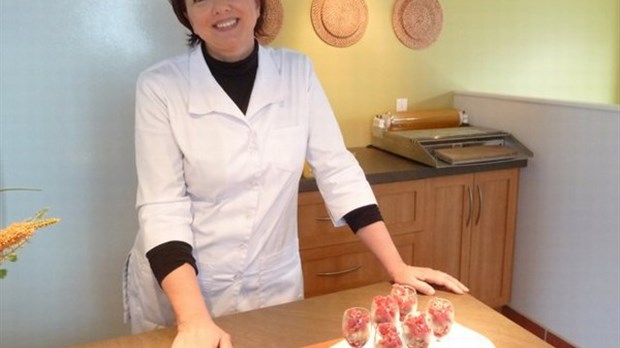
[169,0,267,47]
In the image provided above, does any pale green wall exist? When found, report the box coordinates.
[272,0,620,147]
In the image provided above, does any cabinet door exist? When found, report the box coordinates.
[468,169,519,308]
[426,169,519,308]
[425,174,474,282]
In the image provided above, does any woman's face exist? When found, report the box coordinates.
[184,0,260,62]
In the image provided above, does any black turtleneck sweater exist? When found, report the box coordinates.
[146,43,383,285]
[202,42,258,114]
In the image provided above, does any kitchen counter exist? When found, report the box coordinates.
[72,282,550,348]
[299,146,527,192]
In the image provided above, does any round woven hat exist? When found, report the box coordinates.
[311,0,368,48]
[256,0,284,45]
[393,0,444,49]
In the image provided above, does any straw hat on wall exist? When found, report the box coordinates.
[393,0,444,49]
[311,0,369,48]
[257,0,284,45]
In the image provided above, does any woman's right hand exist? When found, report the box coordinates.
[160,265,233,347]
[172,318,233,348]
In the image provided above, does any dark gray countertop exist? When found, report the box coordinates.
[298,145,528,192]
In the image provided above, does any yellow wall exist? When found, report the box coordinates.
[270,0,620,147]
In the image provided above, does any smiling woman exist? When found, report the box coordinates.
[170,0,274,46]
[123,0,468,347]
[184,0,260,61]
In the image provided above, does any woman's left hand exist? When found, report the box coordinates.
[355,222,469,295]
[391,265,469,295]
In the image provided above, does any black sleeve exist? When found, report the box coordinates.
[343,204,384,233]
[146,241,198,285]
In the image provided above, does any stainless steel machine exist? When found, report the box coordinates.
[370,113,533,168]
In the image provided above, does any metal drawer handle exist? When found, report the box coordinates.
[315,216,331,221]
[316,265,362,276]
[476,185,483,225]
[466,186,473,227]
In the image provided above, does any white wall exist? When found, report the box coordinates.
[0,1,186,347]
[454,91,620,347]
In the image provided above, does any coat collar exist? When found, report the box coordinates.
[187,45,286,119]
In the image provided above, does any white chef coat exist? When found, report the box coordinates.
[124,44,377,333]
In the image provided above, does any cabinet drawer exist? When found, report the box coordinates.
[373,180,425,234]
[302,243,413,298]
[298,180,426,250]
[298,191,357,250]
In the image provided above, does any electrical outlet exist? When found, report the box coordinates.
[396,98,408,112]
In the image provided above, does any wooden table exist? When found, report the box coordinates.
[73,283,551,348]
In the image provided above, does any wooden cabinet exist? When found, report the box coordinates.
[298,168,519,308]
[424,168,519,308]
[298,180,426,297]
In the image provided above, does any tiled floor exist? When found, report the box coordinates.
[500,306,577,348]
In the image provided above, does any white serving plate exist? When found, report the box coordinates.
[332,322,495,348]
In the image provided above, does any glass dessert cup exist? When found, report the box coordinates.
[427,297,455,341]
[374,322,404,348]
[342,307,371,348]
[402,311,432,348]
[390,283,418,321]
[370,295,400,326]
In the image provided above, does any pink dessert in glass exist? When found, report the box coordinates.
[402,311,432,348]
[370,295,399,325]
[342,307,371,348]
[427,297,455,340]
[374,322,403,348]
[390,283,418,321]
